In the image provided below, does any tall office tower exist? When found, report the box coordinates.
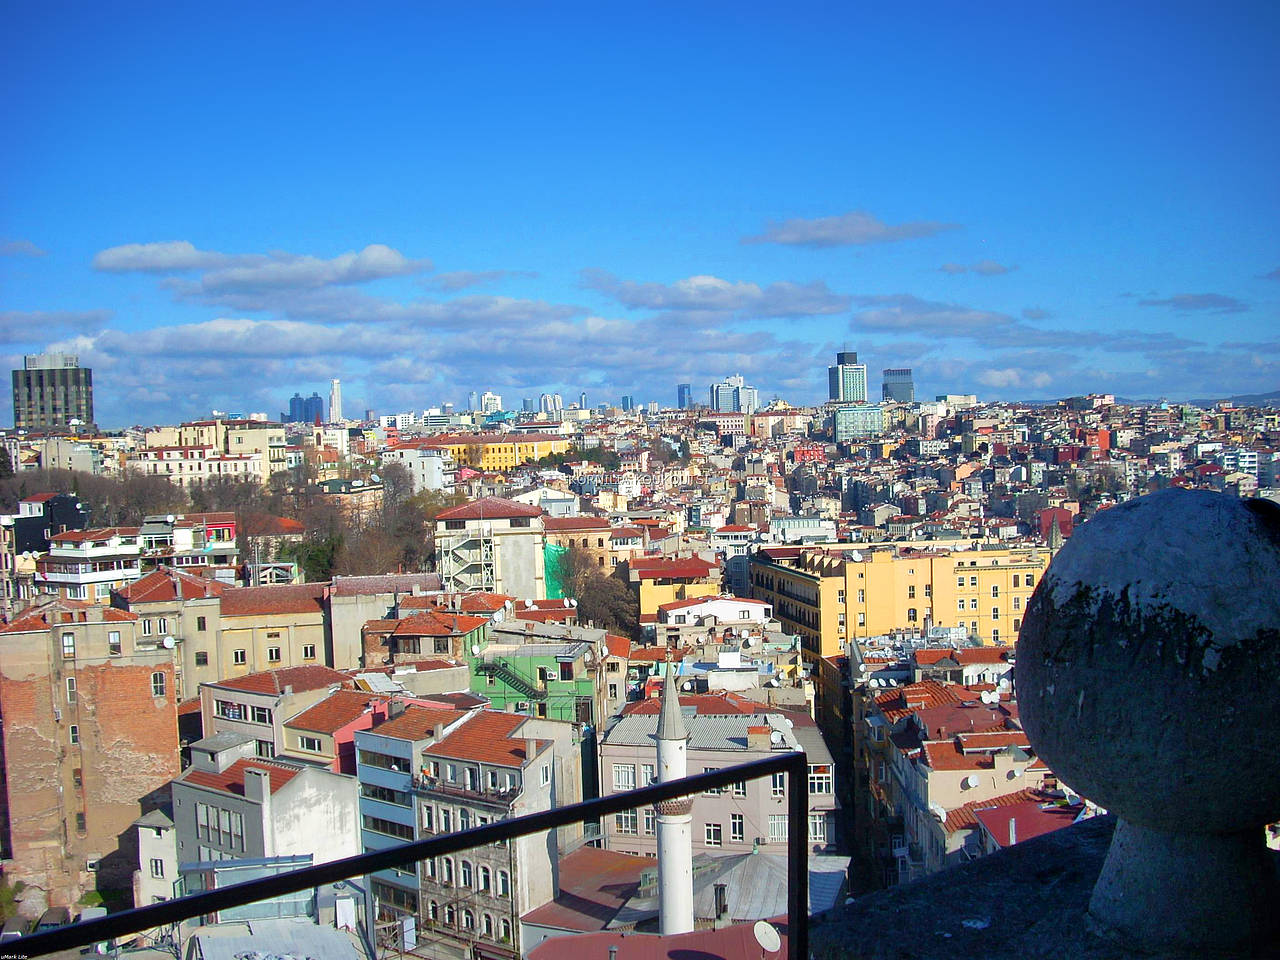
[12,353,94,431]
[467,390,479,411]
[539,393,563,416]
[882,368,915,403]
[481,391,502,414]
[522,397,535,413]
[329,379,343,422]
[579,391,588,409]
[677,383,692,409]
[621,395,635,412]
[302,392,325,424]
[708,374,758,415]
[828,351,868,403]
[283,392,306,422]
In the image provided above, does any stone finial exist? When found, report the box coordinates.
[1017,490,1280,954]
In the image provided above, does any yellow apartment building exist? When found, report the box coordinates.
[421,432,570,471]
[749,543,1049,661]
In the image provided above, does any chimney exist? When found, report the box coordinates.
[609,947,618,960]
[746,724,772,752]
[433,723,446,743]
[525,738,538,764]
[1008,817,1017,846]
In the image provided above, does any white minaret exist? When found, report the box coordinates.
[655,661,694,935]
[328,379,343,423]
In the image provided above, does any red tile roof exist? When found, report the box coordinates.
[220,583,327,617]
[423,710,544,767]
[542,516,611,532]
[605,634,631,659]
[626,556,719,579]
[21,492,59,503]
[974,797,1081,847]
[50,526,140,543]
[945,787,1048,832]
[286,690,390,734]
[388,611,490,637]
[520,846,651,932]
[181,758,300,797]
[622,692,770,717]
[436,497,543,521]
[240,513,307,537]
[116,567,226,603]
[369,705,464,741]
[211,665,348,696]
[0,599,137,633]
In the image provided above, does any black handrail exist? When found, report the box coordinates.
[14,752,810,959]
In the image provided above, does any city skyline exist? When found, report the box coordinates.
[2,4,1279,428]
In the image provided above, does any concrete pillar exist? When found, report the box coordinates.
[1018,490,1280,954]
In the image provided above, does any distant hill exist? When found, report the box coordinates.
[1182,389,1280,409]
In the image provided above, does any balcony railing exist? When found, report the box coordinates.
[14,752,809,959]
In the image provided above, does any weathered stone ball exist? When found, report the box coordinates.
[1017,489,1280,833]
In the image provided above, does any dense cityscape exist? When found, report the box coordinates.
[0,347,1277,955]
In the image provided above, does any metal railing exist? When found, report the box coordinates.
[14,752,809,959]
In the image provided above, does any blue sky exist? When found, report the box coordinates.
[2,2,1278,427]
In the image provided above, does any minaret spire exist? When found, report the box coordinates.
[655,651,694,935]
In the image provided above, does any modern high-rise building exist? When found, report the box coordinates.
[328,379,343,423]
[621,395,635,412]
[828,352,867,403]
[677,383,693,409]
[708,374,758,415]
[12,353,94,431]
[882,368,915,403]
[523,397,535,413]
[579,391,588,409]
[467,390,479,412]
[282,391,325,423]
[480,391,503,414]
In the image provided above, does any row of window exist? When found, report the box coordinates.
[956,574,1036,590]
[615,811,811,843]
[214,700,272,724]
[195,801,245,850]
[425,900,512,942]
[422,856,511,898]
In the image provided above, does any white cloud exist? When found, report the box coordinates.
[581,269,849,317]
[744,210,960,248]
[0,310,111,341]
[93,241,250,272]
[0,239,46,257]
[941,259,1015,276]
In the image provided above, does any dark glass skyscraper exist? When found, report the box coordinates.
[677,383,692,409]
[882,368,915,403]
[11,353,93,430]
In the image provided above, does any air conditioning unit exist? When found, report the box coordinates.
[53,708,62,722]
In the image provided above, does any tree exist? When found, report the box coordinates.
[561,546,639,637]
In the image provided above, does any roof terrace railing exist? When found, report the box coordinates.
[14,751,809,959]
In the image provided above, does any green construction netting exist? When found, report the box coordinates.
[544,542,568,599]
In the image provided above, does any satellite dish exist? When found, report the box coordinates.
[370,473,381,482]
[929,801,948,821]
[471,643,481,656]
[753,920,781,955]
[682,681,693,691]
[165,514,175,524]
[769,730,783,744]
[964,774,979,789]
[980,690,995,704]
[162,637,175,649]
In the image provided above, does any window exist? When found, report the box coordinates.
[69,725,80,745]
[857,612,866,626]
[992,585,1000,597]
[214,700,244,720]
[256,740,275,758]
[907,607,917,622]
[1013,618,1021,631]
[479,865,491,891]
[73,768,82,789]
[1025,575,1035,588]
[907,585,915,598]
[957,599,966,611]
[66,677,77,704]
[613,764,636,791]
[108,631,121,656]
[615,810,638,835]
[1013,596,1022,610]
[195,651,208,666]
[970,576,978,586]
[363,816,414,840]
[501,918,512,941]
[141,619,153,636]
[62,632,76,659]
[956,577,965,588]
[299,735,322,752]
[731,813,745,842]
[992,607,1000,619]
[992,629,1000,643]
[498,870,510,897]
[150,858,165,879]
[252,706,271,724]
[559,661,573,681]
[732,780,747,798]
[771,772,785,797]
[76,812,87,832]
[158,617,168,634]
[703,767,722,795]
[608,683,619,700]
[422,806,434,832]
[768,814,788,842]
[440,809,452,832]
[233,649,247,665]
[809,813,828,843]
[1013,575,1021,588]
[541,763,550,785]
[857,589,865,603]
[460,860,473,888]
[643,807,656,835]
[837,589,845,603]
[925,583,932,597]
[66,584,87,600]
[809,765,833,794]
[267,646,281,663]
[459,808,471,830]
[151,671,166,697]
[302,644,316,660]
[197,616,207,631]
[705,823,723,847]
[970,598,978,610]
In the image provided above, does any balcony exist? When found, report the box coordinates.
[14,753,811,959]
[413,773,520,805]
